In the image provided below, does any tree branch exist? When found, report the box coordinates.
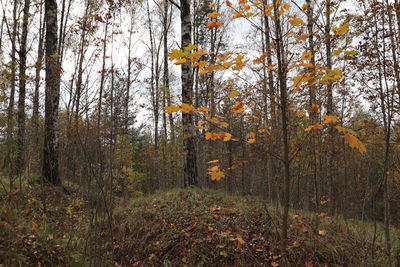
[169,0,180,9]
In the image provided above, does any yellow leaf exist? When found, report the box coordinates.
[301,51,312,61]
[180,103,195,113]
[283,2,290,9]
[322,114,340,124]
[164,105,180,113]
[344,50,358,56]
[247,138,256,144]
[222,132,232,141]
[209,3,216,8]
[168,49,184,60]
[184,43,197,51]
[332,49,343,55]
[289,17,304,27]
[228,90,240,98]
[208,159,219,164]
[195,126,208,130]
[332,23,349,35]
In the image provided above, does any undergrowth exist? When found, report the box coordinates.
[113,187,399,266]
[1,185,398,266]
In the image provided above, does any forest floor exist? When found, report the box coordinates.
[0,183,398,266]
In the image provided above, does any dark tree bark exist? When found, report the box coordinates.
[43,0,61,186]
[5,0,18,190]
[32,0,45,144]
[75,1,90,124]
[180,0,197,187]
[273,0,290,245]
[16,0,31,175]
[325,0,335,216]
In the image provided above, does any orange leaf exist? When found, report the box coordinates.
[208,12,222,19]
[174,58,188,65]
[308,104,320,112]
[164,105,180,113]
[205,21,222,29]
[232,101,244,114]
[208,165,220,171]
[219,122,229,128]
[322,114,340,124]
[305,123,323,132]
[210,171,224,181]
[236,235,245,245]
[343,133,366,154]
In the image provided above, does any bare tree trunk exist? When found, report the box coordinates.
[5,0,18,190]
[180,0,197,187]
[75,1,90,124]
[16,0,31,175]
[43,0,61,186]
[273,0,290,244]
[325,0,335,216]
[125,7,135,131]
[97,16,109,129]
[306,0,318,215]
[33,0,45,145]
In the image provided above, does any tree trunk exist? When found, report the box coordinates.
[325,0,335,216]
[273,0,290,244]
[6,0,18,189]
[43,0,61,186]
[16,0,31,176]
[33,0,45,145]
[180,0,197,187]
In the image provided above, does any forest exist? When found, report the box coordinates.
[0,0,400,266]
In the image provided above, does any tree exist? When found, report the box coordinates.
[180,0,198,187]
[16,0,31,176]
[43,0,61,185]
